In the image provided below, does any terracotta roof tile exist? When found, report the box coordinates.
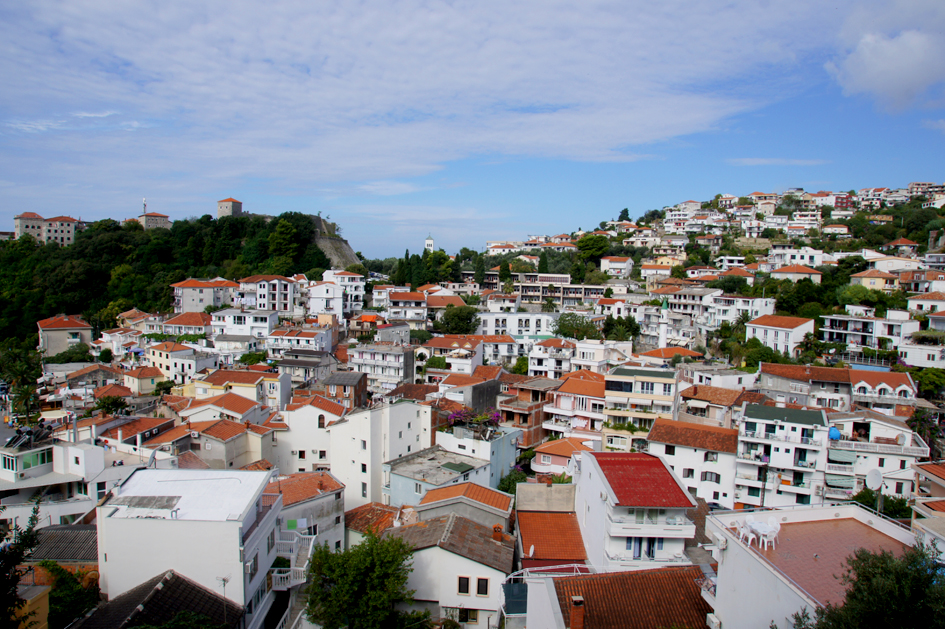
[772,264,822,275]
[748,314,813,329]
[37,314,91,330]
[535,437,593,457]
[553,566,711,629]
[536,338,576,349]
[473,365,504,380]
[639,347,703,359]
[182,392,260,416]
[647,419,738,454]
[387,383,439,400]
[93,384,134,399]
[441,374,486,387]
[589,452,694,508]
[518,511,586,562]
[555,376,605,398]
[345,502,400,534]
[163,312,213,327]
[681,385,742,407]
[419,482,513,512]
[149,341,192,352]
[125,366,164,379]
[176,451,211,469]
[240,459,275,471]
[383,514,514,573]
[916,463,945,482]
[266,472,344,506]
[100,417,174,440]
[195,370,265,386]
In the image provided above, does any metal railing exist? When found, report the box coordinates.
[741,430,822,447]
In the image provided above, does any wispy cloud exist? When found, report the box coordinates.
[5,119,65,133]
[924,119,945,133]
[727,158,830,167]
[358,181,424,196]
[72,110,118,118]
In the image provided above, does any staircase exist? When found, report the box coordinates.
[271,530,316,591]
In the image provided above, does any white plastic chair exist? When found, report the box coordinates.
[745,514,755,525]
[737,522,756,547]
[761,530,778,551]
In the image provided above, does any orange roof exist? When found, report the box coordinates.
[517,511,586,561]
[265,472,344,506]
[45,216,77,222]
[424,337,481,350]
[163,312,212,327]
[100,417,173,440]
[345,502,399,534]
[141,212,169,218]
[639,347,703,359]
[427,295,466,308]
[16,212,43,219]
[440,374,486,387]
[648,418,739,453]
[473,365,504,380]
[748,314,813,329]
[419,482,512,511]
[182,392,260,416]
[66,364,123,380]
[908,291,945,301]
[37,314,90,330]
[125,366,164,379]
[772,264,821,275]
[285,394,347,416]
[239,274,292,283]
[390,292,426,301]
[218,197,241,202]
[94,384,133,399]
[534,437,593,457]
[886,238,918,246]
[149,341,192,352]
[556,374,605,398]
[722,267,753,277]
[852,269,898,279]
[169,278,239,289]
[196,369,265,386]
[917,463,945,483]
[536,338,576,349]
[681,385,742,407]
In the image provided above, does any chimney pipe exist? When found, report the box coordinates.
[492,524,503,542]
[569,596,585,629]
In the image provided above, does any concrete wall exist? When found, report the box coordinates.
[515,483,575,512]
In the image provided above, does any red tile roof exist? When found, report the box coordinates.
[345,502,400,534]
[183,392,260,416]
[390,292,426,301]
[100,417,173,440]
[772,264,822,275]
[647,419,738,454]
[518,511,586,562]
[94,384,133,399]
[285,394,347,416]
[441,374,486,387]
[886,238,918,246]
[556,375,605,398]
[387,383,438,400]
[66,364,124,380]
[536,338,576,349]
[240,459,275,471]
[195,370,265,386]
[590,452,694,508]
[748,314,813,329]
[427,295,466,308]
[266,472,344,506]
[535,437,593,457]
[553,566,712,629]
[473,365,504,380]
[639,347,703,359]
[419,482,513,511]
[149,341,192,352]
[37,314,91,330]
[125,366,164,379]
[681,384,742,407]
[852,269,898,279]
[218,197,240,202]
[424,337,481,350]
[163,312,212,327]
[239,274,292,283]
[170,278,239,289]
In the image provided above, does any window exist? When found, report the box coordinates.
[334,492,341,501]
[361,440,367,450]
[415,483,422,494]
[640,382,654,395]
[318,415,326,428]
[901,459,907,470]
[878,458,885,467]
[248,553,258,579]
[298,450,306,459]
[704,452,718,462]
[459,609,479,623]
[335,540,342,550]
[896,482,904,494]
[662,383,673,395]
[361,463,367,473]
[541,455,551,464]
[458,576,470,594]
[664,445,675,456]
[361,483,367,498]
[701,472,721,483]
[477,578,489,596]
[683,468,694,479]
[319,450,327,459]
[267,529,276,553]
[747,487,761,497]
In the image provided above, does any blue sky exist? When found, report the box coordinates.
[1,1,943,258]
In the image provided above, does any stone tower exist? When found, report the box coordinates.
[217,198,243,219]
[425,234,434,252]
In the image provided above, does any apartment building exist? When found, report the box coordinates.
[542,370,606,442]
[322,269,366,315]
[528,338,575,379]
[746,315,815,357]
[387,292,428,329]
[821,306,918,352]
[211,308,280,338]
[161,312,213,336]
[574,452,697,570]
[603,366,677,432]
[14,212,81,245]
[37,314,93,357]
[237,275,298,313]
[497,377,562,448]
[267,326,332,357]
[146,341,219,384]
[348,343,415,394]
[170,278,239,314]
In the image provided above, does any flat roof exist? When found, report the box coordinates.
[386,446,489,486]
[104,469,271,522]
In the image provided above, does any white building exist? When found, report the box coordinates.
[348,343,415,394]
[146,341,219,384]
[211,308,280,339]
[97,469,281,629]
[267,327,333,358]
[647,418,739,509]
[306,281,345,318]
[821,306,918,353]
[573,452,697,570]
[528,338,575,379]
[237,275,299,313]
[322,270,366,315]
[746,315,815,357]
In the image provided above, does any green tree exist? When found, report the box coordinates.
[473,255,486,286]
[38,560,100,629]
[908,407,941,459]
[99,348,113,363]
[439,306,480,335]
[1,502,40,627]
[849,488,912,519]
[618,208,630,222]
[541,298,556,313]
[46,343,93,364]
[237,350,269,365]
[409,329,433,345]
[499,262,512,283]
[510,356,528,375]
[153,380,175,396]
[670,265,687,279]
[552,313,599,340]
[94,395,128,416]
[603,288,613,298]
[305,533,426,629]
[538,251,549,273]
[575,234,610,263]
[345,263,369,277]
[424,356,448,372]
[497,468,527,494]
[783,543,945,629]
[268,219,299,261]
[569,259,586,284]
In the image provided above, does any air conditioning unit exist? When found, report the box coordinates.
[18,472,26,479]
[734,491,741,499]
[706,613,722,629]
[311,450,318,454]
[815,486,824,496]
[718,537,727,550]
[244,562,254,574]
[291,451,298,455]
[191,431,199,439]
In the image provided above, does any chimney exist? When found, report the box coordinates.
[492,524,503,542]
[569,596,585,629]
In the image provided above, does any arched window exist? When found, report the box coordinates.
[318,414,326,429]
[857,386,868,394]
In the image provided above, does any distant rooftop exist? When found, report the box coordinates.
[385,445,489,486]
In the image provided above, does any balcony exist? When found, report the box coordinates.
[823,486,854,499]
[737,452,769,465]
[606,513,695,539]
[829,438,929,458]
[851,392,912,406]
[741,430,822,448]
[603,549,689,567]
[826,463,855,474]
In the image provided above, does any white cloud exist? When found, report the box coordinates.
[827,1,945,109]
[727,158,829,167]
[72,110,118,118]
[358,181,424,196]
[923,119,945,133]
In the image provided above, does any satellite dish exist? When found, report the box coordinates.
[865,469,883,491]
[896,433,906,446]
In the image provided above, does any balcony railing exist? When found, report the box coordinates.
[827,463,855,474]
[851,392,913,405]
[604,550,688,565]
[830,439,929,458]
[741,430,822,447]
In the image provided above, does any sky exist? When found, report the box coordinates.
[1,1,943,258]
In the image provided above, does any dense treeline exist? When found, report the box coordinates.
[0,213,331,346]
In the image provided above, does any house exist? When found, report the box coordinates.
[65,364,124,390]
[532,437,593,476]
[882,237,919,255]
[143,418,274,468]
[573,452,697,570]
[849,269,900,293]
[264,471,345,550]
[161,312,213,337]
[236,275,299,313]
[897,269,945,294]
[823,224,851,238]
[211,308,280,339]
[146,341,219,384]
[96,469,280,629]
[746,315,815,357]
[705,504,914,629]
[268,393,346,472]
[423,337,484,375]
[677,384,742,427]
[37,314,93,357]
[14,213,81,245]
[520,565,712,629]
[123,366,165,395]
[322,269,366,315]
[821,306,918,352]
[646,419,739,509]
[382,513,514,628]
[344,502,400,548]
[276,349,337,384]
[602,366,677,433]
[435,420,522,489]
[387,291,428,329]
[770,264,822,284]
[170,278,239,314]
[78,570,243,629]
[600,256,632,278]
[348,343,415,394]
[542,370,607,441]
[497,377,563,448]
[382,445,490,507]
[191,368,292,411]
[528,338,575,379]
[871,255,923,273]
[908,291,945,313]
[415,482,514,530]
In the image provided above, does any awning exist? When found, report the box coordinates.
[825,473,856,488]
[827,449,857,463]
[573,418,588,428]
[686,400,710,409]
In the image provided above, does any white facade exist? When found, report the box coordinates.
[746,317,814,357]
[238,276,299,313]
[821,307,918,352]
[327,401,432,509]
[306,282,345,318]
[435,425,522,489]
[211,309,280,338]
[322,270,366,315]
[97,469,280,629]
[648,440,738,509]
[348,344,415,393]
[267,327,333,358]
